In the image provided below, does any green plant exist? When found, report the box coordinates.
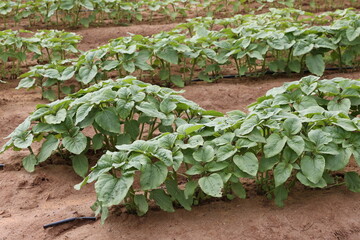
[73,75,360,221]
[19,8,360,93]
[1,76,215,176]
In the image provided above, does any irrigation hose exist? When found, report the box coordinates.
[43,217,97,229]
[0,164,4,169]
[191,66,358,82]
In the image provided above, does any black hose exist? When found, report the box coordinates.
[43,217,97,229]
[0,164,4,169]
[191,66,358,82]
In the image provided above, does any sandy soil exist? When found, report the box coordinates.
[1,14,360,240]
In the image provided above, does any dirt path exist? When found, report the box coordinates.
[1,20,360,240]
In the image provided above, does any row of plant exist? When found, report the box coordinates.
[17,8,360,100]
[0,29,81,81]
[2,0,359,29]
[0,0,289,28]
[2,75,360,221]
[1,76,217,176]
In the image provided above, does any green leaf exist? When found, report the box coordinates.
[78,65,97,84]
[287,135,305,156]
[140,162,168,190]
[306,54,325,76]
[300,155,325,184]
[62,132,87,154]
[296,172,327,188]
[259,156,279,172]
[13,133,33,149]
[198,173,224,197]
[233,152,258,177]
[264,133,287,158]
[325,148,351,171]
[283,117,302,135]
[156,47,178,64]
[22,154,37,172]
[124,120,139,140]
[216,144,237,162]
[95,109,121,133]
[193,146,214,163]
[345,172,360,193]
[165,180,192,211]
[184,181,198,199]
[274,185,288,207]
[44,109,67,124]
[37,135,59,162]
[150,189,175,212]
[153,148,173,166]
[95,173,134,207]
[16,77,35,89]
[185,165,204,175]
[328,98,351,113]
[42,90,57,101]
[134,194,149,216]
[231,182,246,199]
[136,102,167,119]
[274,162,293,187]
[205,161,228,172]
[160,98,177,113]
[71,154,89,177]
[92,133,104,151]
[293,40,314,56]
[75,103,94,125]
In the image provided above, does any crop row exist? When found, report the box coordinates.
[2,75,360,220]
[17,8,360,100]
[0,29,81,82]
[0,0,295,28]
[1,0,359,29]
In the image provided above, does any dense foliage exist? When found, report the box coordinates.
[17,8,360,97]
[1,0,357,28]
[0,29,81,81]
[1,76,217,176]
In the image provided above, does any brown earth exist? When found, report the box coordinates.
[1,14,360,240]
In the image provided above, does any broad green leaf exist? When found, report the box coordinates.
[287,135,305,156]
[274,185,288,207]
[13,133,33,149]
[274,162,293,187]
[150,189,175,212]
[308,129,332,146]
[216,144,237,162]
[259,156,279,172]
[231,182,246,199]
[325,148,351,171]
[140,162,168,190]
[75,103,94,125]
[92,133,104,151]
[165,180,192,211]
[233,152,258,176]
[22,154,37,172]
[37,135,59,162]
[134,194,149,216]
[193,146,214,163]
[300,155,325,184]
[124,120,139,140]
[95,173,134,207]
[283,117,302,135]
[95,109,121,133]
[184,181,198,199]
[44,109,67,124]
[296,172,327,188]
[345,172,360,193]
[306,54,325,76]
[328,98,351,113]
[62,132,87,154]
[71,154,89,177]
[153,148,173,166]
[264,133,287,158]
[198,173,224,197]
